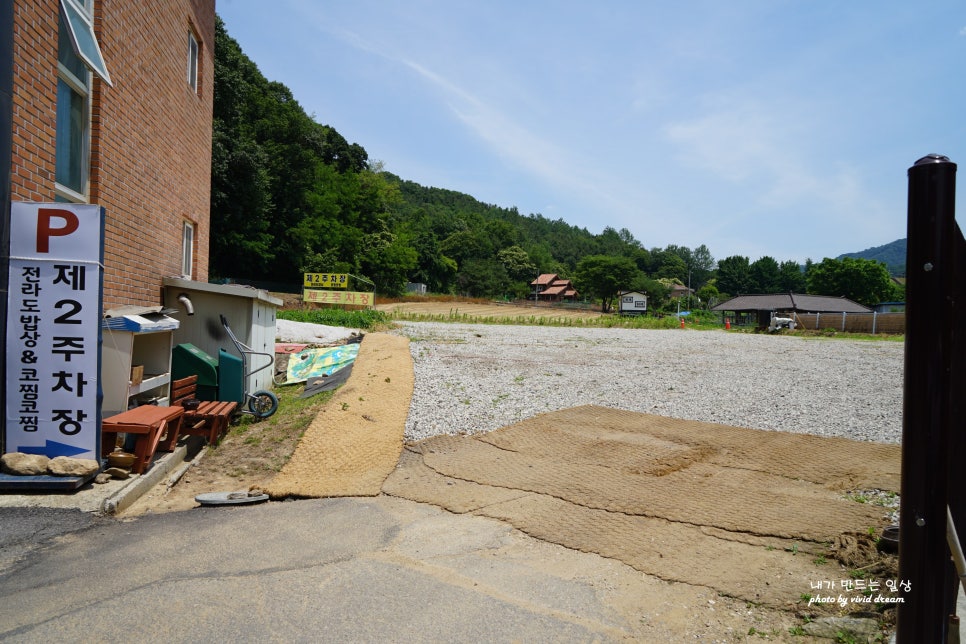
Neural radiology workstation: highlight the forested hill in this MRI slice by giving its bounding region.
[838,239,906,276]
[209,16,902,309]
[209,15,661,298]
[389,175,613,276]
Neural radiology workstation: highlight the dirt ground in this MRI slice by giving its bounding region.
[120,391,327,515]
[122,305,901,641]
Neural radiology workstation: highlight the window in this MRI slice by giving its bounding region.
[59,0,111,86]
[187,31,199,92]
[56,0,112,202]
[182,221,195,279]
[56,6,91,201]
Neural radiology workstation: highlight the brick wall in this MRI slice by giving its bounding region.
[10,0,215,311]
[10,1,57,203]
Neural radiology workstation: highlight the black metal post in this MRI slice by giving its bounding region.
[897,154,958,642]
[0,0,15,452]
[948,221,966,623]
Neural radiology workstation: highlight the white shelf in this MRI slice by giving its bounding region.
[130,373,170,396]
[102,327,176,418]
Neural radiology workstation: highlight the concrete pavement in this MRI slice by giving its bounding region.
[0,436,205,515]
[3,454,965,641]
[0,495,679,642]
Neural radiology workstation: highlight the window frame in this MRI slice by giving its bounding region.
[187,30,199,92]
[58,0,112,86]
[55,5,93,203]
[181,221,195,279]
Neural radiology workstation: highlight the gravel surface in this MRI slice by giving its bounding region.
[393,322,904,444]
[276,319,361,345]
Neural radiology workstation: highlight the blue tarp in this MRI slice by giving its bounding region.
[285,344,361,384]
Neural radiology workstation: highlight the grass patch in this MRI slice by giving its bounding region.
[277,294,902,339]
[382,308,707,330]
[216,382,336,476]
[278,307,391,331]
[787,329,904,342]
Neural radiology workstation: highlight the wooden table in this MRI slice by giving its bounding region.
[101,405,185,474]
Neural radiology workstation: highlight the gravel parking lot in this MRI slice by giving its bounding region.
[395,322,904,445]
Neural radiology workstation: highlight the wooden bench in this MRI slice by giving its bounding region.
[170,375,238,445]
[101,405,185,474]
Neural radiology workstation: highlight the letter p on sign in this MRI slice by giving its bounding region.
[36,208,80,253]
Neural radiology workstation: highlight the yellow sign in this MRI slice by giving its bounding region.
[303,273,348,289]
[303,289,374,307]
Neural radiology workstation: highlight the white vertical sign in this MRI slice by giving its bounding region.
[5,203,104,460]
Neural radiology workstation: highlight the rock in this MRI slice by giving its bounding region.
[1,452,50,475]
[94,473,113,484]
[103,467,131,480]
[47,456,100,477]
[803,616,881,642]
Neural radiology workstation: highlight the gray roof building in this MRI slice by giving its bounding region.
[711,293,871,314]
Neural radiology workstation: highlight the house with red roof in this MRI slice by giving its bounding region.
[530,274,579,302]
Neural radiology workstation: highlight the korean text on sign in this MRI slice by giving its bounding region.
[303,273,349,289]
[5,204,104,460]
[302,289,373,306]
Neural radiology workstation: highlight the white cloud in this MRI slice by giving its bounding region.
[663,96,805,188]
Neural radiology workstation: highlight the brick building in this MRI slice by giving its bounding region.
[9,0,215,310]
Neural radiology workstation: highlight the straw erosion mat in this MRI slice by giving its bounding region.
[267,333,413,497]
[384,407,901,611]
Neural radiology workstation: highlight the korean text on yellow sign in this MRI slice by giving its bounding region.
[303,289,374,306]
[303,273,348,289]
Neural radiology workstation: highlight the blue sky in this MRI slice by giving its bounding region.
[216,1,965,265]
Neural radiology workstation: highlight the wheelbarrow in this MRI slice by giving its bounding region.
[220,315,279,419]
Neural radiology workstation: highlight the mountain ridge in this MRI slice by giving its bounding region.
[838,238,906,276]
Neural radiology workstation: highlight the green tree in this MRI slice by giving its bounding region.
[778,260,805,292]
[209,130,274,276]
[484,219,520,250]
[690,244,716,288]
[749,256,781,293]
[407,229,457,292]
[596,226,641,257]
[210,19,277,277]
[440,228,493,266]
[497,245,537,282]
[653,251,688,282]
[805,257,898,306]
[523,242,567,277]
[716,255,751,296]
[210,17,376,283]
[696,283,720,309]
[660,244,714,288]
[359,228,418,297]
[574,255,641,313]
[458,258,508,297]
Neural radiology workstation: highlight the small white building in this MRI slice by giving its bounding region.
[619,290,648,315]
[162,278,282,394]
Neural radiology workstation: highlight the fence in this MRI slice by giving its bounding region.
[791,311,905,334]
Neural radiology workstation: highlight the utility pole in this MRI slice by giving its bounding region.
[687,268,692,311]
